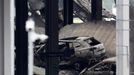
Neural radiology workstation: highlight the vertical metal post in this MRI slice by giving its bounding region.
[26,18,35,75]
[4,0,15,74]
[15,0,28,75]
[64,0,73,25]
[91,0,102,20]
[116,0,130,75]
[45,0,59,75]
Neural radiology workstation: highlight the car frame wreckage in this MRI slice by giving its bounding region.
[33,36,116,75]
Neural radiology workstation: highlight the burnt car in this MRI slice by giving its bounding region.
[59,36,106,59]
[58,37,107,73]
[34,36,113,75]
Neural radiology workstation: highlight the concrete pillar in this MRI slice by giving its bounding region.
[116,0,130,75]
[4,0,15,75]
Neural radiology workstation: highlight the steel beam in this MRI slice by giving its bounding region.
[64,0,73,25]
[91,0,102,20]
[45,0,59,75]
[15,0,28,75]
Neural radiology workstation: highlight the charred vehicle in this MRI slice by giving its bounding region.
[58,37,107,74]
[59,37,106,58]
[33,36,116,75]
